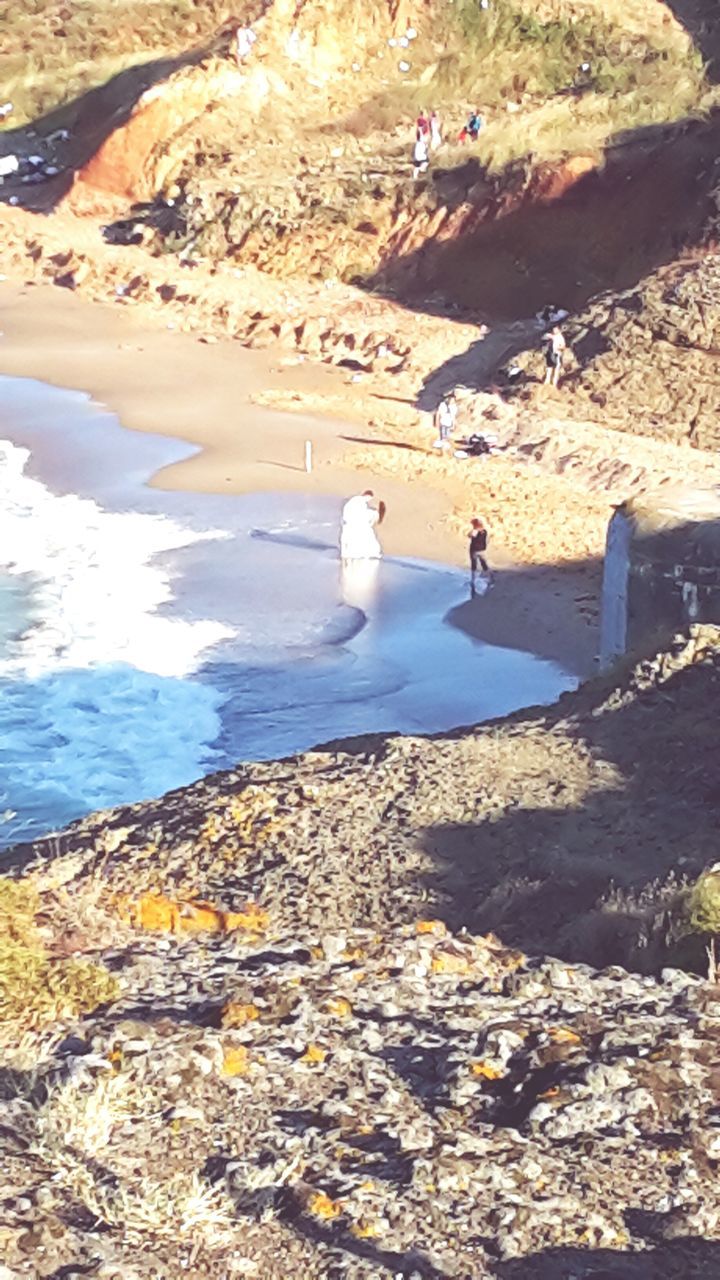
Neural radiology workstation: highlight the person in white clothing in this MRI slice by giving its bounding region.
[340,490,383,560]
[429,109,442,150]
[543,325,566,387]
[235,26,257,64]
[412,134,429,178]
[433,390,457,450]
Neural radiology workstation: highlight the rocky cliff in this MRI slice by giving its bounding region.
[2,629,720,1278]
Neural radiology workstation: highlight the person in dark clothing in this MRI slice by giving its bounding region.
[468,517,491,584]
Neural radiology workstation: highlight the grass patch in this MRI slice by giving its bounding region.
[342,0,709,170]
[30,1072,236,1248]
[0,0,234,125]
[687,866,720,937]
[0,877,118,1032]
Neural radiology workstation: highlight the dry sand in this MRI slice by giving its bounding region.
[0,279,598,675]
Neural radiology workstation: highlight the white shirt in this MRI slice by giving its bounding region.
[236,27,257,59]
[437,399,457,428]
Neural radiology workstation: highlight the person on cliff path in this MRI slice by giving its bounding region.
[433,391,457,450]
[416,109,430,141]
[459,110,483,143]
[412,132,429,179]
[429,109,442,150]
[468,517,492,587]
[543,325,566,387]
[235,25,257,65]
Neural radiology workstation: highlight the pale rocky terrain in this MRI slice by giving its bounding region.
[2,629,720,1279]
[2,2,720,1276]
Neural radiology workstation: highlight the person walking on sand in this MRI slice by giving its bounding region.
[433,390,457,450]
[429,109,442,150]
[416,109,430,141]
[412,132,429,179]
[468,517,491,586]
[543,324,566,387]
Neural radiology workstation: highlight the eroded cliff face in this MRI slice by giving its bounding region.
[508,244,720,452]
[67,61,246,208]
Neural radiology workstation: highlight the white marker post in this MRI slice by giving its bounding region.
[305,440,313,473]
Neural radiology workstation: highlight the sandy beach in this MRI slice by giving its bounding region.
[0,280,599,676]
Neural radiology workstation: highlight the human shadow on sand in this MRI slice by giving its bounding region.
[495,1233,720,1278]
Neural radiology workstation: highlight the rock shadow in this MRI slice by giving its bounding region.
[0,35,222,213]
[494,1232,720,1278]
[274,1189,451,1280]
[665,0,720,80]
[419,638,720,972]
[364,112,720,323]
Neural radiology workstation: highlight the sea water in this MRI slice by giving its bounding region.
[0,376,576,848]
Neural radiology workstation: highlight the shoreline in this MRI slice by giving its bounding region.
[0,278,598,676]
[0,374,577,844]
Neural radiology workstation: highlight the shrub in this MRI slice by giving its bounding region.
[0,877,118,1032]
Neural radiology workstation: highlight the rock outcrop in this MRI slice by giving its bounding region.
[2,630,720,1278]
[509,247,720,452]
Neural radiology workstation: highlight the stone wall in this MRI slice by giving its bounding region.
[601,486,720,665]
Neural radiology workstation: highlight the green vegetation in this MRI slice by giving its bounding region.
[687,866,720,937]
[0,0,232,125]
[344,0,709,169]
[0,877,118,1032]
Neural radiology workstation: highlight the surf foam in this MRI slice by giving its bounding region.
[0,439,231,844]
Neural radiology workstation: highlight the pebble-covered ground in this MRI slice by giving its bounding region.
[2,630,720,1278]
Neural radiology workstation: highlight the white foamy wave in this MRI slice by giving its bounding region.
[0,440,231,678]
[0,438,232,844]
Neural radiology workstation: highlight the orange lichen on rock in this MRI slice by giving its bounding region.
[221,1001,261,1028]
[299,1043,327,1065]
[221,1045,249,1077]
[430,949,472,976]
[307,1191,343,1221]
[350,1219,380,1239]
[323,996,353,1018]
[415,919,447,936]
[116,893,268,935]
[548,1026,582,1045]
[471,1061,504,1080]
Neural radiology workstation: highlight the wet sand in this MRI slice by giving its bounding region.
[0,280,598,675]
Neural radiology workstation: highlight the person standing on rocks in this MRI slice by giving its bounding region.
[235,25,257,65]
[433,390,458,450]
[543,324,566,387]
[459,110,483,142]
[412,131,429,179]
[429,109,442,150]
[468,517,491,586]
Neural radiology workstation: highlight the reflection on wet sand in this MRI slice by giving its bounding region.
[340,556,380,612]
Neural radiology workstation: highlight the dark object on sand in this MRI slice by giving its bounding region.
[454,433,498,459]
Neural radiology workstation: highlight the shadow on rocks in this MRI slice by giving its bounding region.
[420,640,720,973]
[494,1232,720,1278]
[275,1189,451,1280]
